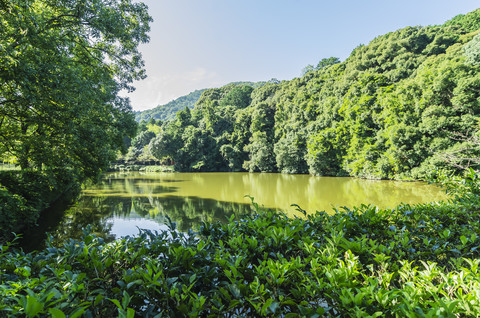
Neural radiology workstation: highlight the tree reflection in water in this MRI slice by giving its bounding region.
[21,193,252,251]
[20,171,447,251]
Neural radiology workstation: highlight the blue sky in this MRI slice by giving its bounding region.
[126,0,479,111]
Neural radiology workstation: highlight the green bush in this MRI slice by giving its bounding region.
[1,172,479,316]
[0,193,479,316]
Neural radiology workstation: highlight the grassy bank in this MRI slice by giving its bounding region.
[0,172,479,316]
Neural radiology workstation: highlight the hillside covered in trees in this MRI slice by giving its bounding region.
[134,81,269,123]
[131,9,480,180]
[134,89,207,122]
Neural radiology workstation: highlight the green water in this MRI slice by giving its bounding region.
[22,171,449,250]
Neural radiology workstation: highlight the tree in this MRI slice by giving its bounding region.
[132,131,156,149]
[0,0,151,180]
[316,57,341,69]
[243,131,276,172]
[220,85,254,109]
[176,107,192,127]
[306,129,342,176]
[220,144,242,171]
[243,103,276,172]
[464,33,480,66]
[301,57,341,76]
[149,130,178,162]
[274,131,308,174]
[176,126,216,172]
[437,129,480,171]
[0,0,151,238]
[301,64,316,76]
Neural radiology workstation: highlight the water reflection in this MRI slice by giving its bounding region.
[22,194,252,251]
[21,172,448,251]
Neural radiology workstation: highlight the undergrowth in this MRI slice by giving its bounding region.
[1,171,479,317]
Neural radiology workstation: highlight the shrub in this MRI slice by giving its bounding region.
[1,178,480,316]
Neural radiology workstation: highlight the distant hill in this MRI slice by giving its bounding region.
[135,89,207,122]
[135,81,268,122]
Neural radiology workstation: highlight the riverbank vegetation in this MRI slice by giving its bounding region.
[0,0,151,240]
[130,9,480,180]
[0,169,479,317]
[108,164,174,173]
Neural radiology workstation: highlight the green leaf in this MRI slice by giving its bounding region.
[69,307,88,318]
[109,298,122,309]
[94,294,104,306]
[127,307,135,318]
[48,308,66,318]
[261,298,274,314]
[122,291,131,309]
[268,301,280,314]
[126,280,142,289]
[25,295,44,317]
[229,284,241,299]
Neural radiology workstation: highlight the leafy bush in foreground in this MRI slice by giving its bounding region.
[1,175,480,317]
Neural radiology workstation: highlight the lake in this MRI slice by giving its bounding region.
[21,171,448,250]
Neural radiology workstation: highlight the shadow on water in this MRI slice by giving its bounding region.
[18,194,95,252]
[20,194,253,252]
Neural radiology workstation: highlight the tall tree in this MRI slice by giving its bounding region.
[0,0,151,180]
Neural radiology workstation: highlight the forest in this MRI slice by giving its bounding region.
[1,1,480,316]
[129,9,480,181]
[134,81,268,123]
[134,89,207,123]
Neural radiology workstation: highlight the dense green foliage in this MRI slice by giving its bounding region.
[138,10,480,178]
[128,81,272,165]
[0,0,151,240]
[135,81,270,123]
[0,171,479,317]
[301,57,341,76]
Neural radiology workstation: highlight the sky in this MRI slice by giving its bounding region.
[125,0,480,111]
